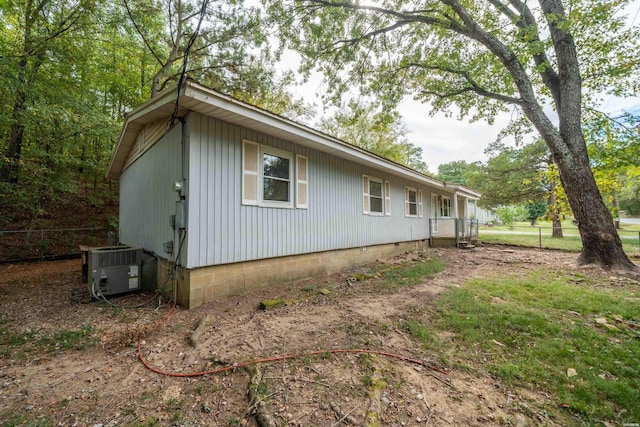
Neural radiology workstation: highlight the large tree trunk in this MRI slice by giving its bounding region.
[537,0,635,271]
[554,133,633,269]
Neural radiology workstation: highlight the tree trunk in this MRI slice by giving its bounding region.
[0,59,28,184]
[547,173,563,238]
[551,210,563,238]
[553,134,633,269]
[537,0,635,271]
[0,99,26,183]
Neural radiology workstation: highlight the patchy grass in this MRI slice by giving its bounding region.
[377,259,445,287]
[407,270,640,424]
[2,414,54,427]
[0,325,95,358]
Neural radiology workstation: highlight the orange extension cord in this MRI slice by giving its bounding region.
[137,292,448,378]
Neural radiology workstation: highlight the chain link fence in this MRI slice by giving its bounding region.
[0,227,112,263]
[479,225,640,256]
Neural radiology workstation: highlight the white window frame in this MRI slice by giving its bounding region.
[441,196,451,218]
[404,187,423,218]
[362,174,387,216]
[405,186,418,217]
[368,176,384,215]
[260,146,294,208]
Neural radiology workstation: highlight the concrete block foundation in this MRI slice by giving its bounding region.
[157,240,429,309]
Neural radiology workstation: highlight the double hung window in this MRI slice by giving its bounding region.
[362,175,390,215]
[242,140,308,209]
[404,187,423,217]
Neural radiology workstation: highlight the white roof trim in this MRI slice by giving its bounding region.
[106,82,466,194]
[445,183,482,200]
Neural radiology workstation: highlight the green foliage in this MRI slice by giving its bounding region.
[0,0,150,222]
[619,166,640,215]
[264,0,640,265]
[0,0,313,225]
[525,201,547,225]
[319,99,428,173]
[585,109,640,218]
[0,325,95,358]
[437,160,470,184]
[401,319,438,350]
[2,414,54,427]
[495,205,527,226]
[478,222,640,254]
[467,140,549,209]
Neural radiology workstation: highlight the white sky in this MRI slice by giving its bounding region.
[276,1,640,175]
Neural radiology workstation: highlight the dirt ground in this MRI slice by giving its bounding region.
[0,245,611,426]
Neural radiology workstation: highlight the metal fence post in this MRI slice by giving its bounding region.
[539,227,542,248]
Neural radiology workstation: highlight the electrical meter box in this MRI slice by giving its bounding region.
[88,246,142,297]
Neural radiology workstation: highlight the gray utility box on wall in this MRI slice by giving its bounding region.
[88,246,142,297]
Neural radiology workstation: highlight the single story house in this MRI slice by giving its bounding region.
[106,81,481,308]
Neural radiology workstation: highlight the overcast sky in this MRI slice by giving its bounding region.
[279,1,640,175]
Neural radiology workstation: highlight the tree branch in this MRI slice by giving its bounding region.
[505,0,562,107]
[29,3,86,56]
[303,0,470,35]
[403,62,521,104]
[584,107,636,133]
[325,20,413,52]
[439,0,562,150]
[123,0,165,67]
[538,0,582,130]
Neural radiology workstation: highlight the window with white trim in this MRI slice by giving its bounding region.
[369,177,383,214]
[243,140,307,209]
[404,187,423,217]
[405,187,418,217]
[262,149,292,204]
[362,175,388,215]
[441,196,451,217]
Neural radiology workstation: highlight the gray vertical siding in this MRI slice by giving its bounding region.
[119,124,184,261]
[185,113,434,269]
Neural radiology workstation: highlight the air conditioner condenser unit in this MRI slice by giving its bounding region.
[88,246,142,298]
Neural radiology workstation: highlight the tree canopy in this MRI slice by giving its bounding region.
[0,0,311,226]
[437,160,471,184]
[465,140,548,208]
[264,0,640,271]
[319,99,428,172]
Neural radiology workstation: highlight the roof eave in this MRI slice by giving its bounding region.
[106,82,473,195]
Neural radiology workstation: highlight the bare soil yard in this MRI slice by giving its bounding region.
[0,245,624,426]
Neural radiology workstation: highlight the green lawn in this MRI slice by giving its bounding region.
[478,221,640,256]
[405,270,640,425]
